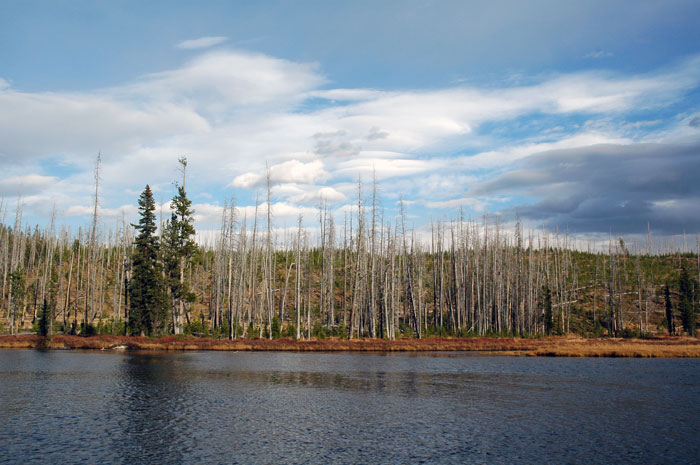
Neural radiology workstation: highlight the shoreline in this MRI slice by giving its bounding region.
[1,334,699,357]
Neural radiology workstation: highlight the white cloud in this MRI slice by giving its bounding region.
[64,205,93,216]
[176,36,228,50]
[271,160,329,184]
[231,159,329,188]
[64,204,136,218]
[192,202,225,225]
[335,157,436,180]
[0,174,56,195]
[236,202,318,221]
[129,50,325,108]
[291,186,347,204]
[231,172,263,189]
[309,88,382,101]
[0,89,209,161]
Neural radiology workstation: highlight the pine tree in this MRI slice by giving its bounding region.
[678,266,697,337]
[9,269,26,335]
[38,298,50,337]
[163,183,197,334]
[664,283,675,335]
[542,284,553,335]
[129,185,167,336]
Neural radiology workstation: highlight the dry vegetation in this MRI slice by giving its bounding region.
[1,334,698,357]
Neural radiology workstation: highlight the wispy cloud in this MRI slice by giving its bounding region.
[585,50,613,59]
[176,36,228,50]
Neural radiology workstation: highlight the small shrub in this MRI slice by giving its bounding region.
[271,315,281,339]
[80,323,97,336]
[398,321,415,338]
[338,321,348,340]
[331,321,348,339]
[620,327,641,339]
[458,327,478,338]
[184,319,209,337]
[285,323,297,339]
[312,323,327,340]
[111,320,126,336]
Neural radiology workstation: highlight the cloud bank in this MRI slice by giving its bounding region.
[1,49,699,238]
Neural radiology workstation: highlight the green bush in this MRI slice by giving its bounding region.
[208,326,220,339]
[331,321,348,339]
[79,322,97,336]
[620,327,641,339]
[184,319,210,337]
[312,323,327,340]
[247,323,257,339]
[398,320,415,338]
[457,327,478,338]
[271,315,281,339]
[285,323,297,339]
[338,320,348,339]
[592,319,605,338]
[91,319,126,336]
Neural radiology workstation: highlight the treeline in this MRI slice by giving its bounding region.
[1,169,698,339]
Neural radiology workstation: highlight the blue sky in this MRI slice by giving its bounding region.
[2,0,700,241]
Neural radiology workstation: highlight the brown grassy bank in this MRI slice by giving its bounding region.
[1,335,699,357]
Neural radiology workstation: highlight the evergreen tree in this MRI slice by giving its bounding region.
[163,183,197,334]
[129,185,167,336]
[37,298,50,337]
[678,266,697,337]
[9,269,26,335]
[542,284,553,335]
[664,283,675,335]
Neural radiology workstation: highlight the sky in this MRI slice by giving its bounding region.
[2,0,700,243]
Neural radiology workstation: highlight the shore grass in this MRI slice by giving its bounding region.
[1,334,699,357]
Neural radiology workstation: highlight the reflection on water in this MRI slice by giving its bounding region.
[112,355,190,465]
[0,351,699,464]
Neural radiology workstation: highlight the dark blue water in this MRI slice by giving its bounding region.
[0,351,698,464]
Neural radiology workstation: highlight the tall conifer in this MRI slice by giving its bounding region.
[163,183,196,334]
[129,185,167,336]
[678,266,697,337]
[664,283,675,335]
[542,284,553,335]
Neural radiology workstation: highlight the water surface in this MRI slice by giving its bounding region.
[1,350,698,464]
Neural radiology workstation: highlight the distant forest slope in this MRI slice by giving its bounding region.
[2,218,697,340]
[1,179,698,340]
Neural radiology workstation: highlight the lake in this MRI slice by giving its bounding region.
[0,350,698,464]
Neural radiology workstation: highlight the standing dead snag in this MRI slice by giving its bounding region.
[265,165,274,339]
[84,152,100,333]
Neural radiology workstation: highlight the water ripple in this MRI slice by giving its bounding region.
[0,351,698,464]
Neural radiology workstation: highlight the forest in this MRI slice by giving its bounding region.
[1,158,698,341]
